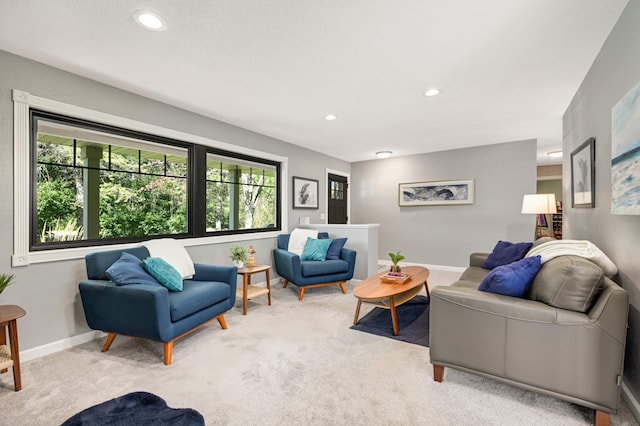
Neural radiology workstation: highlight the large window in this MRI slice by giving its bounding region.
[31,110,280,250]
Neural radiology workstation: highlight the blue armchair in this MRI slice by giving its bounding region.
[79,246,237,365]
[273,233,357,300]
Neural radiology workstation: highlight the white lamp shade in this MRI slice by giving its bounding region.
[521,194,557,214]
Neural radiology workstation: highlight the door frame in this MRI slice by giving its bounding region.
[325,168,350,224]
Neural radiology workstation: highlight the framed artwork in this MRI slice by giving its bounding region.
[612,79,640,215]
[292,176,319,209]
[398,179,474,206]
[570,137,595,208]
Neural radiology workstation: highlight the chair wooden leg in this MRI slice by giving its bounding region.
[299,288,305,301]
[217,315,228,329]
[282,279,289,288]
[164,341,173,366]
[594,410,610,426]
[339,282,347,294]
[433,365,444,382]
[101,333,117,352]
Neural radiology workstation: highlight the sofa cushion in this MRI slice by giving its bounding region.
[105,252,163,287]
[301,237,333,261]
[143,238,195,279]
[288,229,319,255]
[528,255,604,313]
[168,280,231,322]
[478,256,542,298]
[300,259,349,277]
[482,241,533,269]
[143,257,184,292]
[325,238,348,260]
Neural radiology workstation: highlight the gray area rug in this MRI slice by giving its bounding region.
[0,276,637,425]
[350,295,429,346]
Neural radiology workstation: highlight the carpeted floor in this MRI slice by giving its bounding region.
[0,269,637,425]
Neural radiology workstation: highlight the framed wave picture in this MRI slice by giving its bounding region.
[612,80,640,215]
[398,179,474,206]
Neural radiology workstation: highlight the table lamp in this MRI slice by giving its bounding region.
[521,194,557,239]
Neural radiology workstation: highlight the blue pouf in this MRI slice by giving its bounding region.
[61,391,205,426]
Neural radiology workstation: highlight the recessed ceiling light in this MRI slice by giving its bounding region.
[324,114,337,121]
[376,151,392,159]
[133,10,166,31]
[547,150,563,159]
[424,88,440,97]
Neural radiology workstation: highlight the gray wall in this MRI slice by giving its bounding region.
[350,140,537,267]
[0,50,349,350]
[562,0,640,403]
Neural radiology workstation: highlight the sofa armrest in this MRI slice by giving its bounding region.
[469,252,490,268]
[588,279,629,344]
[79,280,171,341]
[340,248,357,268]
[432,285,559,323]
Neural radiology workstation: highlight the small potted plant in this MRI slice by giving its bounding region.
[0,273,15,295]
[388,251,405,273]
[229,245,247,268]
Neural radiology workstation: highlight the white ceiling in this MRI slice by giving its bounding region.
[0,1,629,164]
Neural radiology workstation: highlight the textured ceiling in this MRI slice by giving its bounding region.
[0,0,629,163]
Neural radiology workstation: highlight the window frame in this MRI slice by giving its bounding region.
[13,89,288,266]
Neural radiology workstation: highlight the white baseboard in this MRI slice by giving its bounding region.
[377,260,466,273]
[20,330,105,363]
[622,381,640,423]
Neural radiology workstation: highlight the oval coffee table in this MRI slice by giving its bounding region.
[353,266,430,336]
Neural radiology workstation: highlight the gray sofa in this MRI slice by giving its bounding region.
[429,249,629,426]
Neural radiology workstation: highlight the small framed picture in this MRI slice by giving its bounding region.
[570,138,595,208]
[292,176,319,209]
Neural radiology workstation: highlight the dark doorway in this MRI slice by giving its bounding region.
[328,173,348,224]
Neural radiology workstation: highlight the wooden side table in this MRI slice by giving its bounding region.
[0,305,26,391]
[236,265,272,315]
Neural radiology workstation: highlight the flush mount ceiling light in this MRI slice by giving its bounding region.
[376,151,392,159]
[324,114,337,121]
[133,10,166,31]
[547,150,563,159]
[424,88,440,97]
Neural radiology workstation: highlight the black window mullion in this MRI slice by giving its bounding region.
[190,145,207,237]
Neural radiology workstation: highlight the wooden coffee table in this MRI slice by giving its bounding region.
[353,266,430,336]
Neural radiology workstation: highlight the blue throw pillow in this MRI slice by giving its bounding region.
[143,257,183,291]
[106,252,162,287]
[300,237,333,261]
[325,238,347,260]
[478,256,542,298]
[482,240,533,269]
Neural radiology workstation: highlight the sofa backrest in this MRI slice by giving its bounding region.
[277,232,329,251]
[85,246,150,280]
[528,255,605,313]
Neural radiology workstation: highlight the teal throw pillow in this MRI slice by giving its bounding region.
[106,252,162,287]
[300,237,333,261]
[142,257,184,291]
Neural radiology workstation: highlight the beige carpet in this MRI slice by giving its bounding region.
[0,270,637,425]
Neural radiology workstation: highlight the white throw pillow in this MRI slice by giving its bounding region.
[143,238,196,279]
[288,228,318,256]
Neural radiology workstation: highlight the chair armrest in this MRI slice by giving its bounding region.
[272,248,301,281]
[193,264,237,286]
[78,280,171,341]
[470,252,490,268]
[341,248,357,275]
